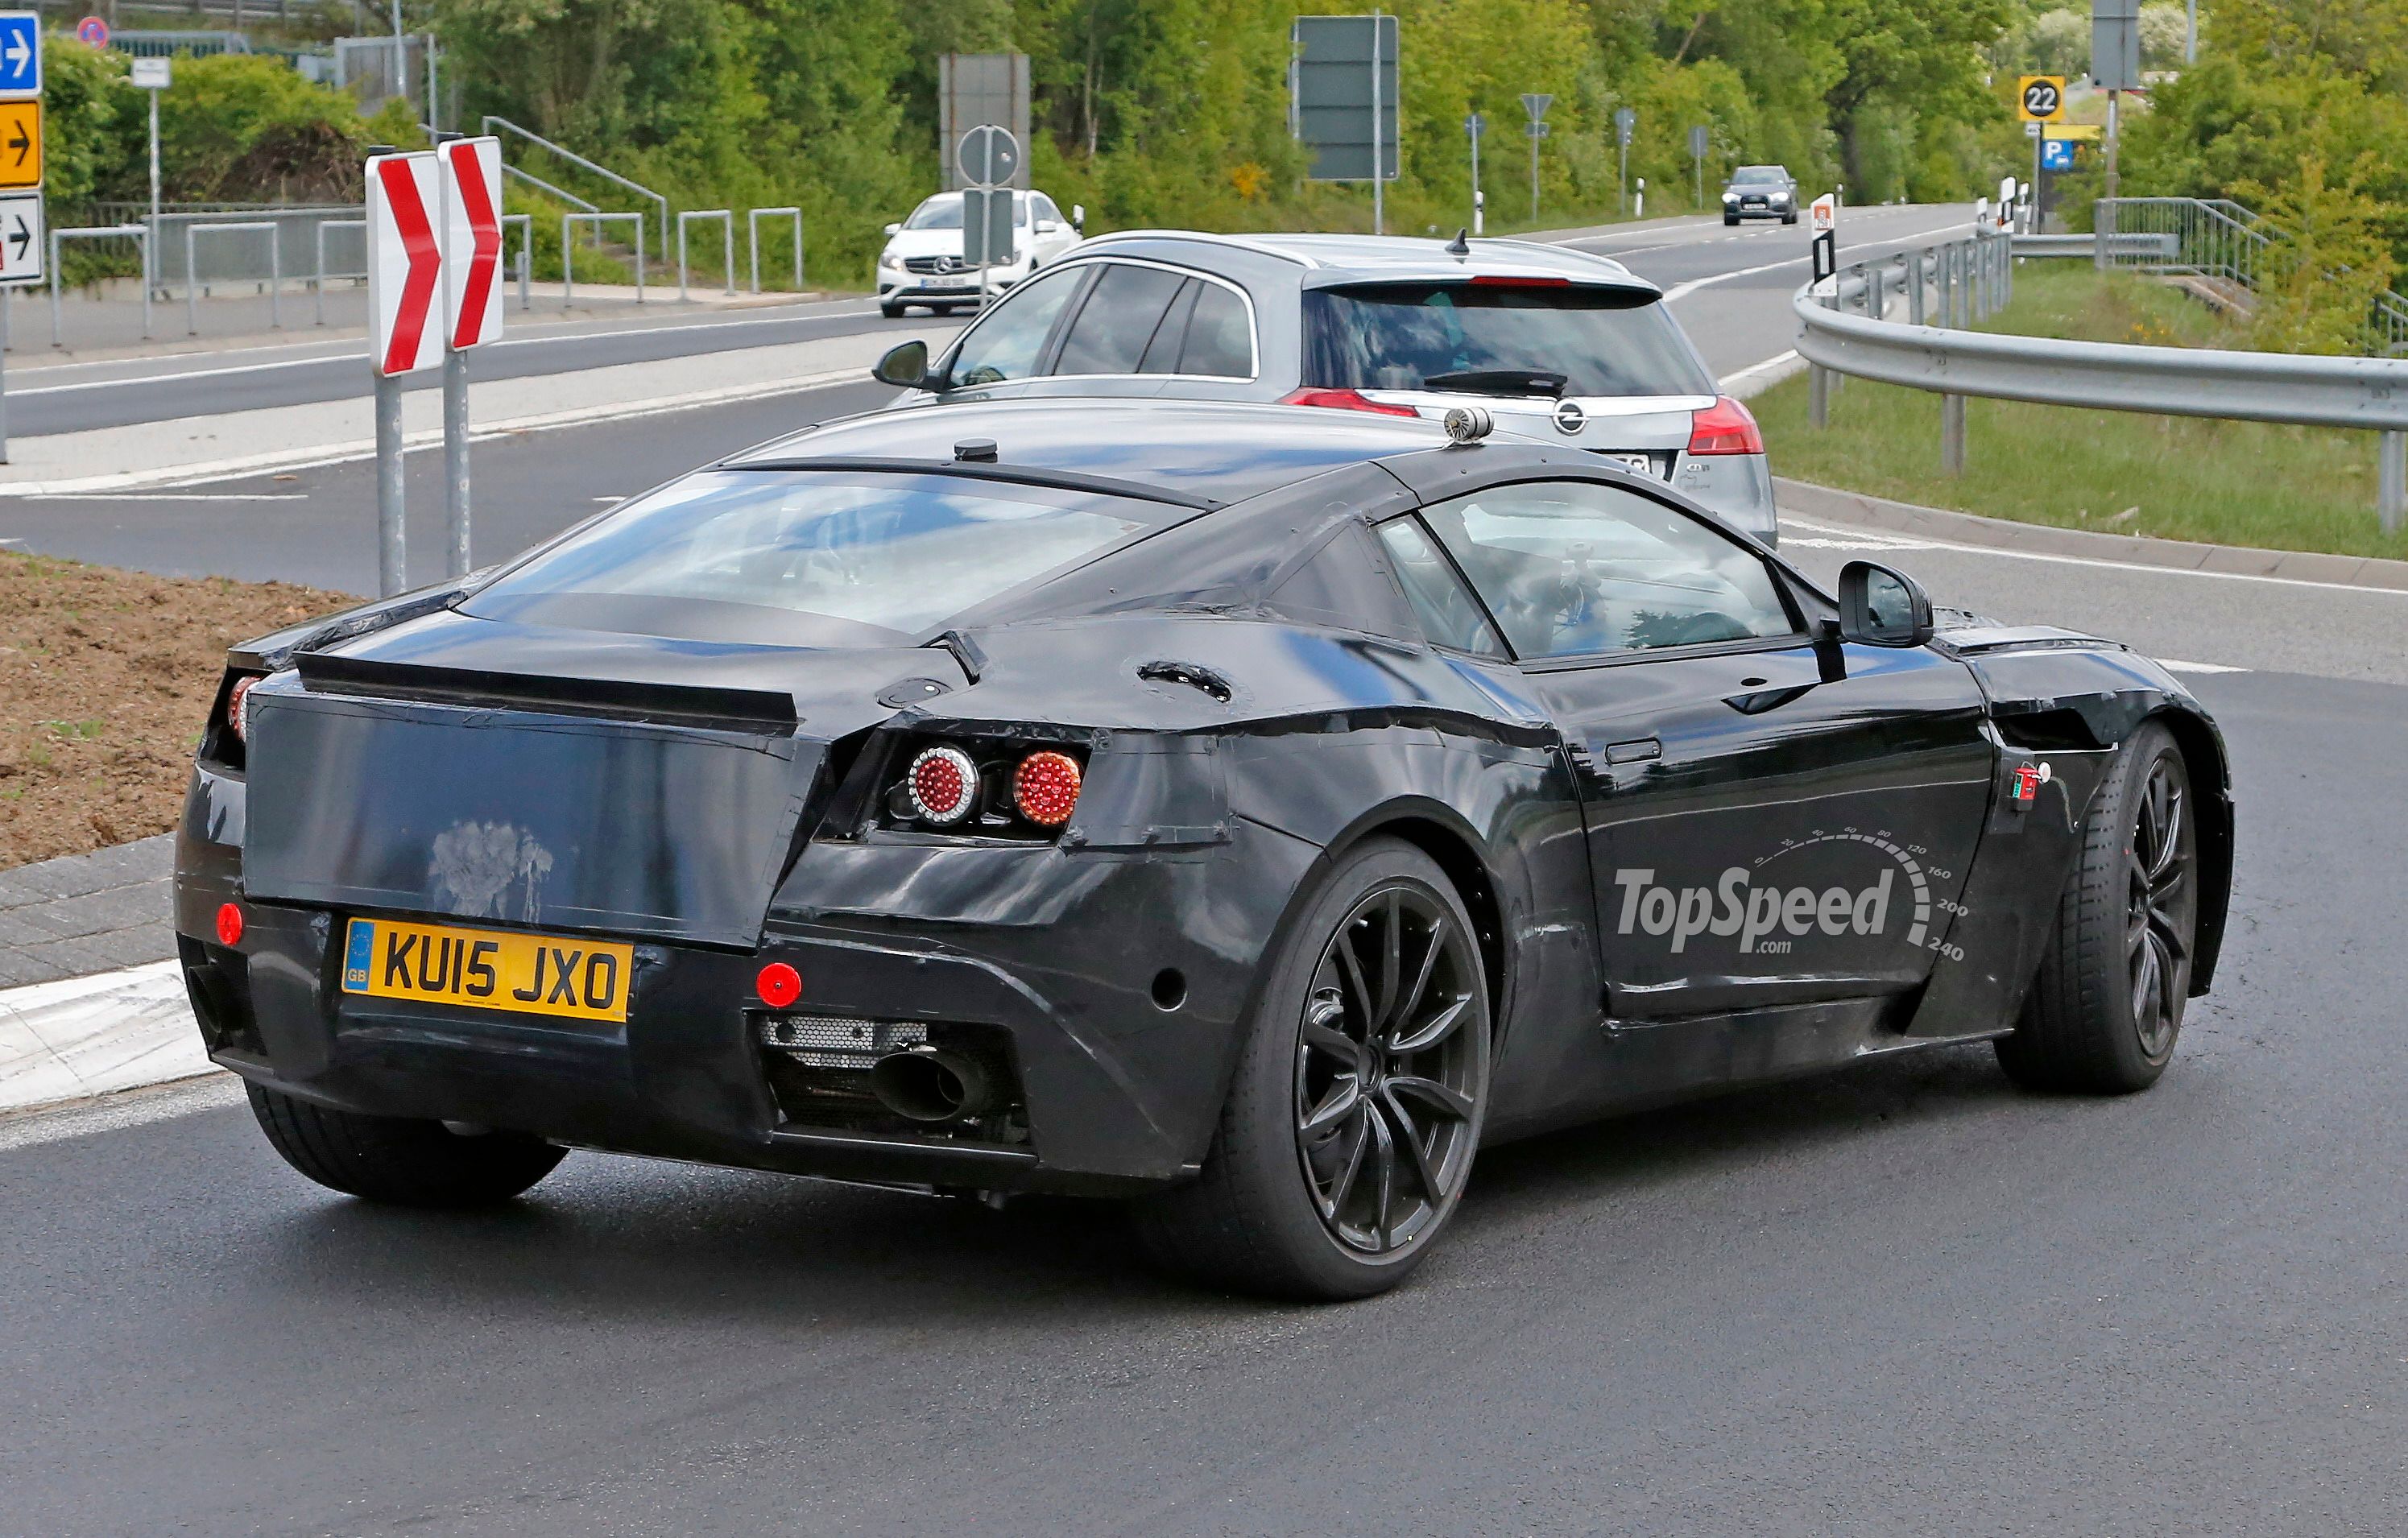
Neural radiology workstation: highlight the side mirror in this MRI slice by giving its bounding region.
[883,222,902,237]
[1070,204,1086,232]
[872,338,930,390]
[1838,560,1934,647]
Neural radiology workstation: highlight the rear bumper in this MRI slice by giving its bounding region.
[176,762,1294,1197]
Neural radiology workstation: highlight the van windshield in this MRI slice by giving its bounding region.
[1302,283,1716,399]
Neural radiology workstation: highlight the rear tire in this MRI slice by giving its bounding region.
[1132,837,1492,1300]
[1996,721,2199,1094]
[247,1083,565,1207]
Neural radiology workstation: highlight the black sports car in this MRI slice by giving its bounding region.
[175,399,2232,1300]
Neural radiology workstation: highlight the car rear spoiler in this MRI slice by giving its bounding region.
[294,652,799,734]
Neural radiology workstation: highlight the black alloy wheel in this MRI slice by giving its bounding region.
[1132,837,1492,1299]
[2127,752,2194,1060]
[1997,721,2199,1093]
[1294,885,1483,1257]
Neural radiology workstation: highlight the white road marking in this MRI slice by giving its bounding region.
[1660,219,1973,304]
[1781,514,2408,597]
[25,493,312,502]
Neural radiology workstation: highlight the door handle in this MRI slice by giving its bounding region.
[1603,737,1661,765]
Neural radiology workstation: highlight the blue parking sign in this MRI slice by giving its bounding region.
[2040,139,2076,172]
[0,14,38,97]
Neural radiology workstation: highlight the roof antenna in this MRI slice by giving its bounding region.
[1445,227,1471,258]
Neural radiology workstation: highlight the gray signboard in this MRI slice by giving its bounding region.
[1292,14,1399,182]
[2090,0,2142,90]
[961,185,1014,267]
[938,52,1031,190]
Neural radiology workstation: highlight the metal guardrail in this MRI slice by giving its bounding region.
[1793,231,2408,531]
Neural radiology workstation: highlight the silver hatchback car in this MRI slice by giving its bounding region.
[871,230,1779,543]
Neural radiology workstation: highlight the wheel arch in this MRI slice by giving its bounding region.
[2149,704,2234,994]
[1319,800,1511,1039]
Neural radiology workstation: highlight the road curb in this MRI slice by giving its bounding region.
[1776,477,2408,593]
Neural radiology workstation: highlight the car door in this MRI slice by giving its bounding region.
[1408,476,1996,1022]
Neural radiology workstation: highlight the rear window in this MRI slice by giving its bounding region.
[1302,283,1715,399]
[464,473,1149,645]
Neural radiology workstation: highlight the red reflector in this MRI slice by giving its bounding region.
[756,961,801,1009]
[1467,274,1572,286]
[1013,750,1083,828]
[1686,395,1765,456]
[907,745,979,825]
[227,676,259,742]
[214,903,243,947]
[1279,387,1419,418]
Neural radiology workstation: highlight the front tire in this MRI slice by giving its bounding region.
[247,1083,565,1206]
[1996,721,2199,1094]
[1134,838,1491,1300]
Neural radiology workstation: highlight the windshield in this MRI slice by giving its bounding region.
[1732,167,1786,184]
[903,195,1027,231]
[1303,283,1715,399]
[465,473,1148,643]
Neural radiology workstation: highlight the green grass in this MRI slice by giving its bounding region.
[1756,266,2408,560]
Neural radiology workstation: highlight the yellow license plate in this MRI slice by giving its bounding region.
[341,917,633,1023]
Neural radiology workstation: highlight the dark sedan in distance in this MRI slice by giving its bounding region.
[176,399,2231,1300]
[1723,164,1799,225]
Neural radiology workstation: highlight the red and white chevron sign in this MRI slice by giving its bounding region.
[440,136,504,349]
[366,151,443,376]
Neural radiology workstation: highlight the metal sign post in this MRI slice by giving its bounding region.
[366,149,444,597]
[1521,93,1552,222]
[956,125,1020,308]
[1689,123,1709,209]
[2091,0,2140,261]
[1463,112,1483,236]
[1615,107,1634,217]
[437,134,503,579]
[0,11,43,465]
[132,57,168,228]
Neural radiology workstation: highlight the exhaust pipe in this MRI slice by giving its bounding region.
[869,1046,995,1123]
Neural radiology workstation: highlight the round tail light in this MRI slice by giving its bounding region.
[907,745,980,825]
[755,961,801,1008]
[227,676,260,742]
[214,902,244,946]
[1013,750,1083,827]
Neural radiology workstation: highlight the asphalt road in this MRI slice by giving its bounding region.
[6,652,2405,1533]
[0,203,1971,594]
[8,202,2408,1533]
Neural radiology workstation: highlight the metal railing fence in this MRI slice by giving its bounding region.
[49,225,151,344]
[489,117,668,250]
[187,221,281,334]
[2097,196,2408,357]
[1794,230,2408,531]
[677,209,734,301]
[749,207,804,293]
[563,212,645,307]
[138,205,363,291]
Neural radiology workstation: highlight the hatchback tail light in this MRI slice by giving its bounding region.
[906,745,979,826]
[227,675,262,742]
[1686,395,1765,456]
[1280,387,1420,418]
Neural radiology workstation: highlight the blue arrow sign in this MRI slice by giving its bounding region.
[0,14,39,98]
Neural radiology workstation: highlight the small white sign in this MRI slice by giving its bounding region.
[1810,192,1837,234]
[130,56,170,89]
[0,187,42,285]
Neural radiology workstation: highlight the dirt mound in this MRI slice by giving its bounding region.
[0,553,345,869]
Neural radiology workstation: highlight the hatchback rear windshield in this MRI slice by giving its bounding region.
[463,472,1149,646]
[1302,283,1715,399]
